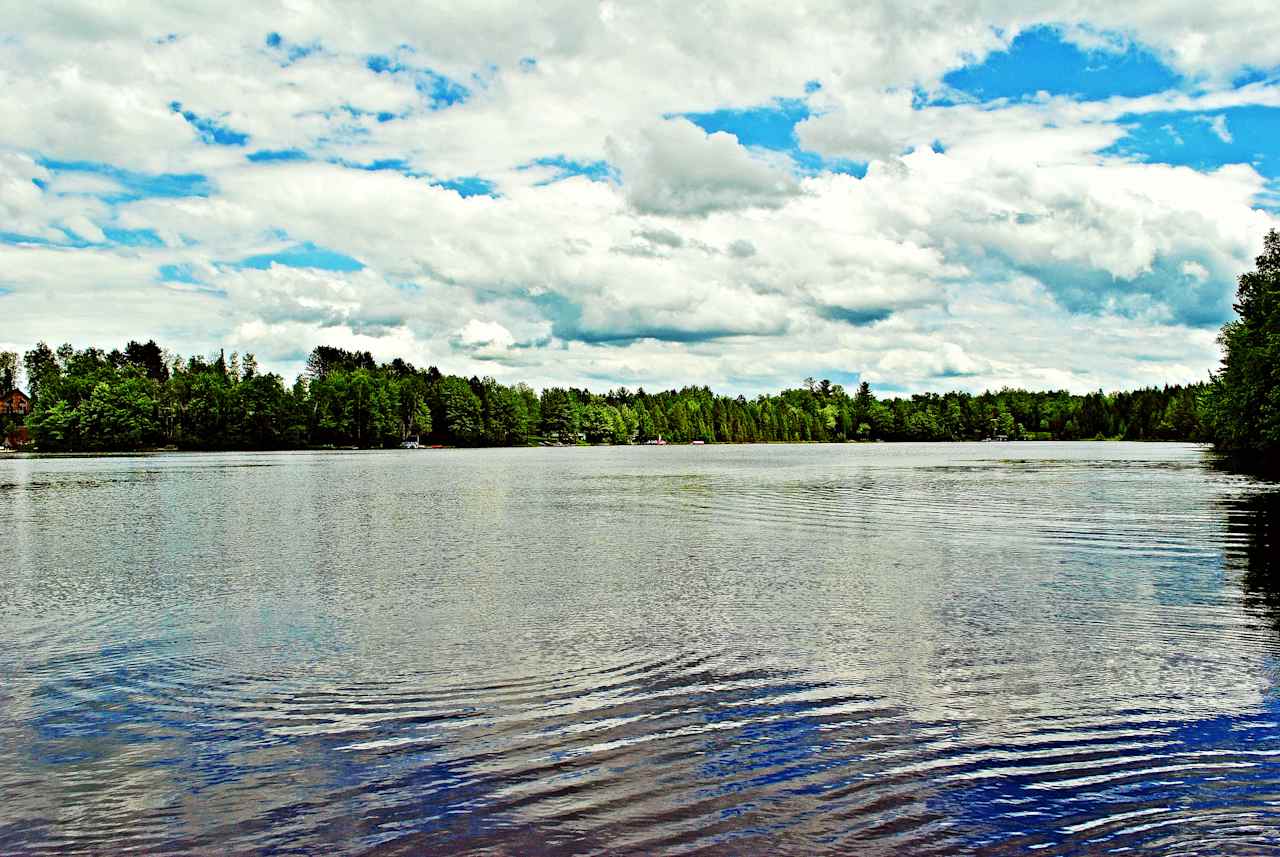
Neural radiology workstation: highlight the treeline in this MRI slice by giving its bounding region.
[6,340,1209,452]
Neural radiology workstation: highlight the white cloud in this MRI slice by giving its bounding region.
[1202,113,1233,143]
[1,1,1277,395]
[457,320,515,349]
[0,152,53,237]
[61,213,105,244]
[606,119,800,217]
[453,319,521,361]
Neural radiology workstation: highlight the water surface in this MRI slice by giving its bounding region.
[2,442,1278,854]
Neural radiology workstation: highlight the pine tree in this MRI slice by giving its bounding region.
[1205,229,1280,455]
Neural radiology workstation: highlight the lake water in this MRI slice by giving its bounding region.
[2,442,1278,855]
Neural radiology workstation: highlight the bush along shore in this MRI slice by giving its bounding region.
[3,227,1275,456]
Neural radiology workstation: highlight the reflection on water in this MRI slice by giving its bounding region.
[1,443,1279,855]
[1233,490,1280,631]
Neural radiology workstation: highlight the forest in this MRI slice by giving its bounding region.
[2,339,1207,452]
[5,226,1277,456]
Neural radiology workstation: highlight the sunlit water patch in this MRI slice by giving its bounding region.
[1,443,1278,854]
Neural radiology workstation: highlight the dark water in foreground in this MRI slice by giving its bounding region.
[2,442,1279,855]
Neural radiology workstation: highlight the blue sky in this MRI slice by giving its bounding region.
[234,241,364,272]
[1,4,1277,394]
[1103,106,1280,181]
[942,25,1182,102]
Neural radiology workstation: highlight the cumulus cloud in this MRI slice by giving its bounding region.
[457,319,515,347]
[607,119,800,217]
[1,0,1278,394]
[453,319,519,361]
[795,89,921,162]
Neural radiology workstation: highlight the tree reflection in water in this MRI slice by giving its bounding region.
[1222,465,1280,634]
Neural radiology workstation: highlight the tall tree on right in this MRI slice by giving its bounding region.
[1205,229,1280,455]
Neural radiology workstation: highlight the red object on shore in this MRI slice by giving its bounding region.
[3,426,31,449]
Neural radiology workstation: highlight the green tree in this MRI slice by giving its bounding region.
[23,342,59,404]
[581,402,617,443]
[173,361,234,448]
[1205,229,1280,454]
[26,399,78,450]
[868,401,893,439]
[540,387,580,443]
[514,383,540,440]
[397,375,432,440]
[77,374,159,451]
[123,339,169,381]
[479,378,521,445]
[0,351,17,393]
[617,404,638,443]
[996,408,1015,438]
[436,376,483,444]
[236,372,293,448]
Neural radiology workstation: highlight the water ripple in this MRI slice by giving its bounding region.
[2,443,1279,854]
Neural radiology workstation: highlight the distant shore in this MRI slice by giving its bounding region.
[2,437,1218,458]
[7,341,1207,455]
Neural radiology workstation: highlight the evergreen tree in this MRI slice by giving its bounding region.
[1205,229,1280,455]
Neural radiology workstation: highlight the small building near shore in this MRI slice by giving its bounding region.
[1,389,30,417]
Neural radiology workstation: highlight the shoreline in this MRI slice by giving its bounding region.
[1,438,1216,459]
